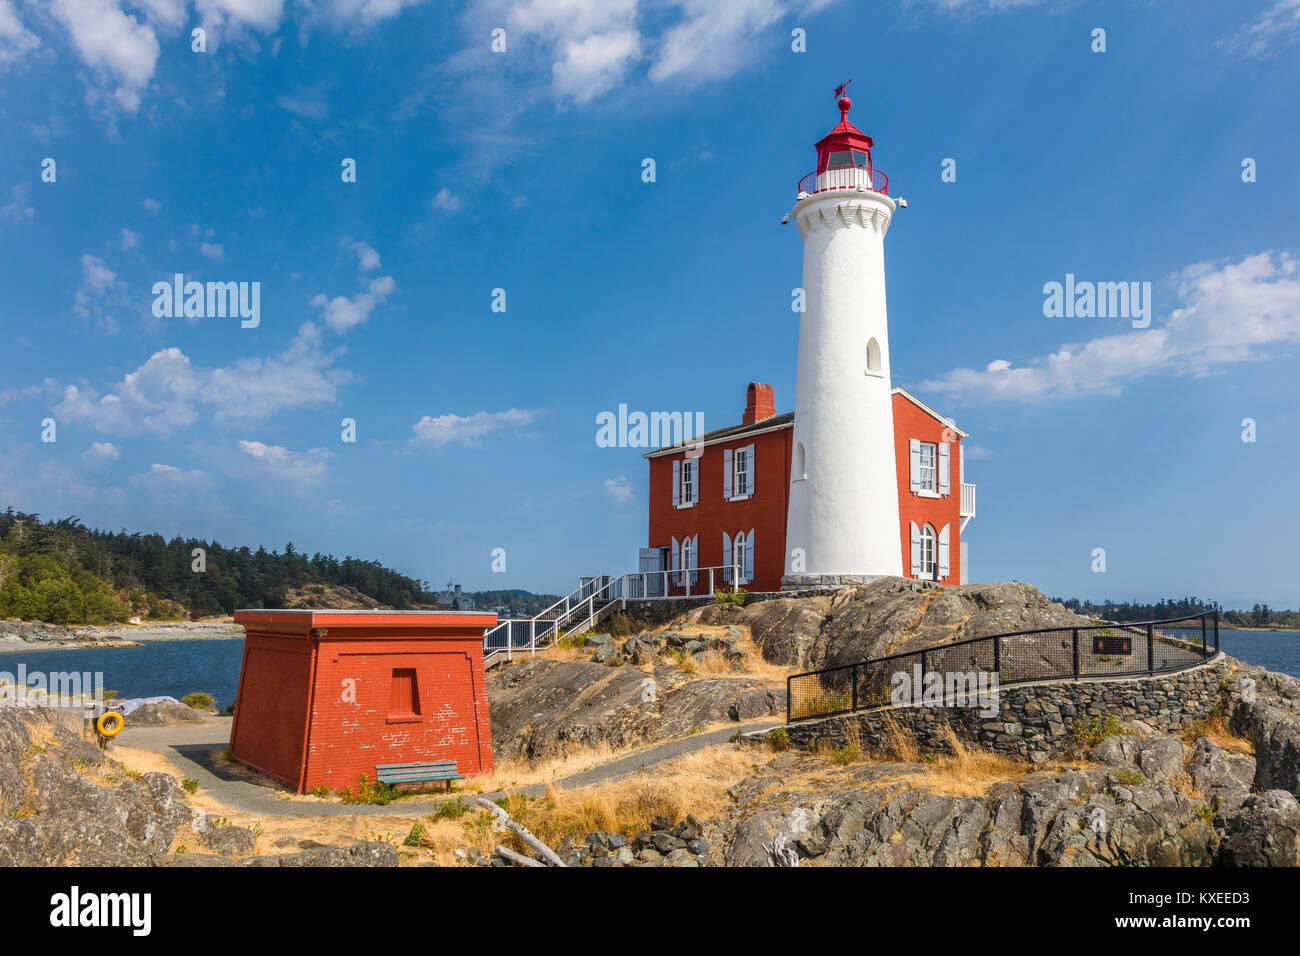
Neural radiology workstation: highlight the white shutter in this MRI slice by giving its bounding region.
[723,448,733,499]
[691,533,699,583]
[909,521,921,576]
[745,527,755,582]
[671,536,680,573]
[938,524,950,579]
[691,461,700,504]
[909,439,921,492]
[746,444,756,495]
[938,442,951,495]
[722,532,732,582]
[672,460,681,508]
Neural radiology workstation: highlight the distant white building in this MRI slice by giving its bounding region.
[435,582,475,611]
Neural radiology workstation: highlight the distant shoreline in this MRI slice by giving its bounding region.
[0,619,244,652]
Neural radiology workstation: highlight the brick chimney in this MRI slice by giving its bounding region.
[743,383,775,424]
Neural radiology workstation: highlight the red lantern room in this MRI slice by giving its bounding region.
[797,81,889,197]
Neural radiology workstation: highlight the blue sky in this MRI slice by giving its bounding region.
[0,0,1297,609]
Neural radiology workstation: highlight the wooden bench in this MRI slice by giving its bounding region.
[375,760,464,791]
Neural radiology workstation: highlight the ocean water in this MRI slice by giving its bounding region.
[0,628,1296,710]
[0,638,245,710]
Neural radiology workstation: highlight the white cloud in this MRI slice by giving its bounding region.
[0,0,41,70]
[200,241,225,261]
[2,184,33,221]
[194,0,285,38]
[202,321,356,426]
[73,252,133,333]
[132,0,187,30]
[236,440,333,481]
[56,347,201,435]
[431,187,463,214]
[553,26,641,101]
[119,227,138,249]
[410,408,540,448]
[129,462,215,493]
[81,441,120,465]
[603,475,634,502]
[348,238,381,271]
[921,252,1300,403]
[54,323,355,435]
[142,197,161,213]
[310,246,396,334]
[321,0,427,29]
[47,0,161,112]
[310,277,395,333]
[649,0,782,87]
[1221,0,1300,57]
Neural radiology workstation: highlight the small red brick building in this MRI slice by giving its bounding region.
[228,609,496,793]
[644,383,975,593]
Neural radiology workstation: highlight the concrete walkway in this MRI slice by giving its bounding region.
[114,718,779,818]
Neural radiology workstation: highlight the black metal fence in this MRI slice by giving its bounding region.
[786,612,1220,724]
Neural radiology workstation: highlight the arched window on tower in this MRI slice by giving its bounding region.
[793,442,806,480]
[866,337,882,376]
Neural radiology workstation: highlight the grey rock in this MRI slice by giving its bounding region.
[204,824,257,858]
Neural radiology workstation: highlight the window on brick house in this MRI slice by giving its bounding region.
[682,459,694,504]
[917,442,937,492]
[919,524,936,578]
[388,668,421,721]
[734,447,749,496]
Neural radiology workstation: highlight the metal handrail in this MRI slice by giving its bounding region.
[796,165,889,198]
[786,611,1221,723]
[481,562,746,662]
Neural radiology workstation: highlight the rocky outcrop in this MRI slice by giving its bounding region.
[487,658,784,762]
[123,700,223,727]
[711,730,1297,866]
[0,620,136,649]
[695,578,1090,671]
[0,705,394,867]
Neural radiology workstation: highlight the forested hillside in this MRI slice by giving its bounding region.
[1055,595,1299,629]
[0,509,430,623]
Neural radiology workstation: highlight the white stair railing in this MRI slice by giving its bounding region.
[482,562,745,664]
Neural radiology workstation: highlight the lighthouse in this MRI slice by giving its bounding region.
[783,85,904,587]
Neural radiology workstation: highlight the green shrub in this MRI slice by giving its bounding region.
[339,772,399,806]
[181,692,215,711]
[1071,714,1128,747]
[403,822,426,847]
[431,799,468,821]
[767,727,791,752]
[181,778,199,794]
[714,588,748,607]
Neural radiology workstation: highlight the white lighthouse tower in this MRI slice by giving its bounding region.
[783,85,903,587]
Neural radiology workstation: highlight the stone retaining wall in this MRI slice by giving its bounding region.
[777,656,1231,763]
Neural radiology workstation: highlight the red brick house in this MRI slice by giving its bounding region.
[643,383,975,594]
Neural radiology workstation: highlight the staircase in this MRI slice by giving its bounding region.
[482,576,625,669]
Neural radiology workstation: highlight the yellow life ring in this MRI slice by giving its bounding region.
[96,710,124,738]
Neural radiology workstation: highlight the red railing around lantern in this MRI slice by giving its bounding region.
[796,165,889,198]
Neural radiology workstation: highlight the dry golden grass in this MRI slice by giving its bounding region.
[480,745,755,853]
[878,712,919,762]
[1180,713,1254,755]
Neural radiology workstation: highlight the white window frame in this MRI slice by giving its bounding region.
[734,531,747,584]
[678,458,696,509]
[732,447,750,499]
[916,441,938,497]
[919,524,936,578]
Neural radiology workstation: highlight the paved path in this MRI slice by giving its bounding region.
[114,719,780,818]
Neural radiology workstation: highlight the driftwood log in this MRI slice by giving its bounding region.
[494,845,546,868]
[472,796,566,867]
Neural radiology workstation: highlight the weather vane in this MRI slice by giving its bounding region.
[834,78,852,101]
